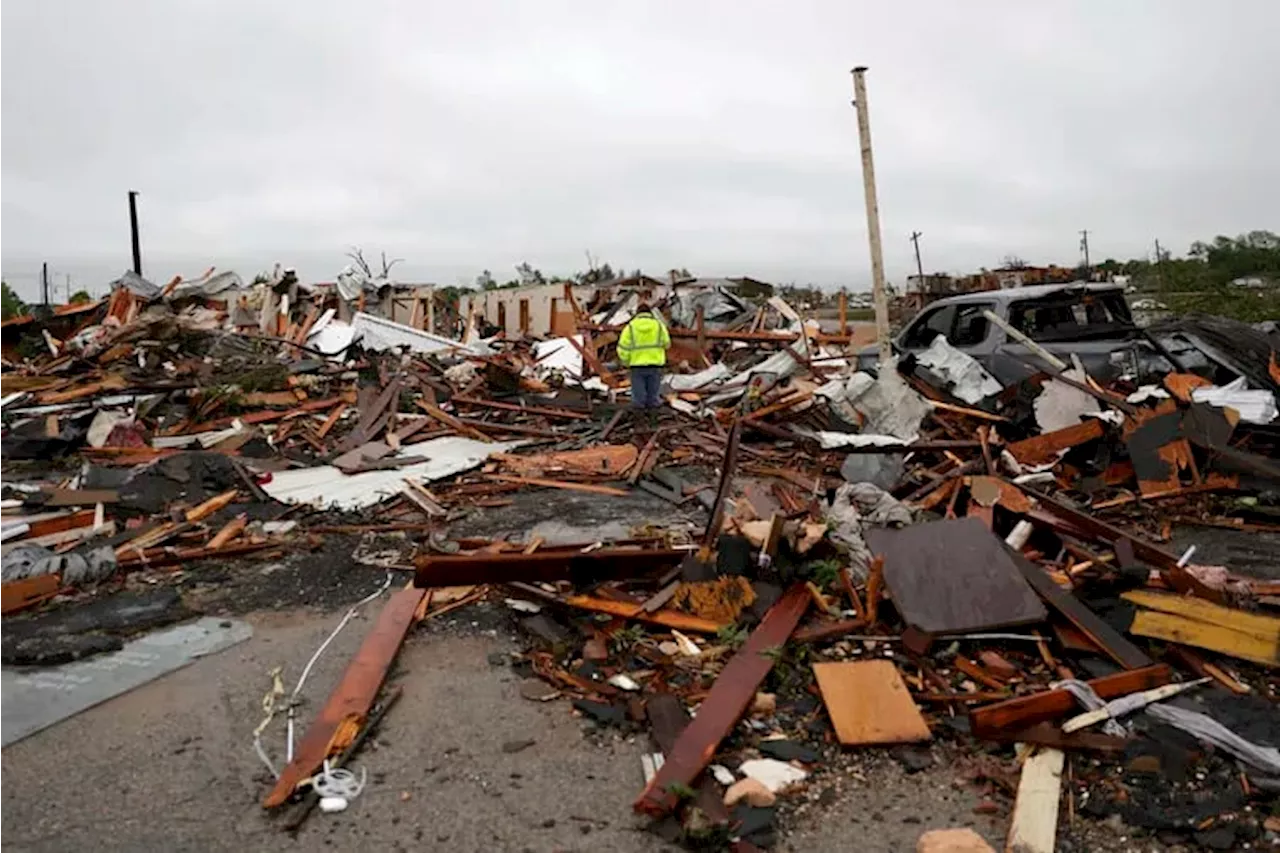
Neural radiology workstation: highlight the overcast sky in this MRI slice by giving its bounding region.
[3,1,1278,300]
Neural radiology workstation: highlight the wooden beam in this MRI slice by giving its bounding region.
[263,586,426,807]
[487,473,628,497]
[634,584,809,816]
[561,593,726,634]
[1012,553,1153,670]
[968,665,1172,738]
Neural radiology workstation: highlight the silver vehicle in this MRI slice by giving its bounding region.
[857,282,1139,384]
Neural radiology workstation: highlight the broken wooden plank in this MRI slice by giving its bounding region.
[1005,747,1065,853]
[645,693,733,832]
[1,574,61,615]
[496,444,638,478]
[486,474,629,497]
[1019,486,1224,603]
[452,395,591,420]
[1127,609,1278,667]
[415,401,492,443]
[206,513,248,549]
[812,660,931,746]
[1123,589,1280,642]
[634,584,809,817]
[968,665,1172,738]
[1011,553,1153,670]
[1007,419,1103,467]
[263,585,426,807]
[561,594,726,634]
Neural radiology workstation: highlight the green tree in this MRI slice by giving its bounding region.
[69,290,93,304]
[1,281,26,320]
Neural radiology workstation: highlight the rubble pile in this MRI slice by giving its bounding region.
[3,270,1279,850]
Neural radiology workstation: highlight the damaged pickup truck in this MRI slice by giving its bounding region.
[858,282,1280,395]
[858,282,1142,384]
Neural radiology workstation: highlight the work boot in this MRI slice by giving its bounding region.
[646,409,658,429]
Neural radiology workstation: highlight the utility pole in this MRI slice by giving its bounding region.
[128,190,142,276]
[850,66,891,366]
[41,262,49,306]
[65,274,72,302]
[909,231,925,304]
[1079,229,1091,278]
[1154,238,1167,289]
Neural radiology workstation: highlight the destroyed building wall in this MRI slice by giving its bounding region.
[459,282,596,338]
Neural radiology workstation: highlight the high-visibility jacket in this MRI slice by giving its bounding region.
[617,311,671,367]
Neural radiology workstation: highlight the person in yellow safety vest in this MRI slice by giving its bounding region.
[617,301,671,424]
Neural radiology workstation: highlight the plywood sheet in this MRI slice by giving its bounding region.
[866,517,1046,635]
[813,660,931,745]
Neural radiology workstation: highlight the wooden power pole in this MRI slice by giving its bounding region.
[1079,229,1091,277]
[910,231,925,303]
[850,67,891,366]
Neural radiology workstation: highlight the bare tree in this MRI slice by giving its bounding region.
[346,248,404,278]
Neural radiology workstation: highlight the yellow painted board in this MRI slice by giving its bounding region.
[812,660,932,746]
[1122,590,1280,642]
[1129,610,1278,667]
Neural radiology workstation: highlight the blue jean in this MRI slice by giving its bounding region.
[630,366,663,409]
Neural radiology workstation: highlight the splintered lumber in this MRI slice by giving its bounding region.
[1007,419,1103,466]
[415,401,492,443]
[263,586,427,808]
[184,489,239,523]
[1004,747,1065,853]
[487,473,629,497]
[1020,486,1223,603]
[497,444,638,478]
[1,574,62,615]
[645,693,733,830]
[560,594,726,633]
[1011,553,1152,670]
[969,665,1172,738]
[415,548,684,588]
[634,584,809,816]
[812,660,931,745]
[1123,590,1279,667]
[206,513,248,549]
[452,395,591,420]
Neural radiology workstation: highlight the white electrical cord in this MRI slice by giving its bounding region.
[312,760,367,799]
[286,573,394,761]
[253,573,394,779]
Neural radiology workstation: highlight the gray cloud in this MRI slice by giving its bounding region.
[4,0,1278,300]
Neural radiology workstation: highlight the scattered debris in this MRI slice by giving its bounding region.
[3,272,1278,851]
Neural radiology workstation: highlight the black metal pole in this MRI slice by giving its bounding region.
[128,190,142,275]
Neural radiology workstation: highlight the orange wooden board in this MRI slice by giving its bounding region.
[812,660,932,746]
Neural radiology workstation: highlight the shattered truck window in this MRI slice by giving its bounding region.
[901,304,955,348]
[950,302,993,347]
[1008,291,1134,341]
